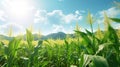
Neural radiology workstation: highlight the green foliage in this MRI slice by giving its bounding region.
[89,56,109,67]
[110,18,120,23]
[5,38,21,67]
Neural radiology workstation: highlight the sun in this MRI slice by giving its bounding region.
[6,0,32,18]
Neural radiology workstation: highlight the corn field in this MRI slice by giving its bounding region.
[0,12,120,67]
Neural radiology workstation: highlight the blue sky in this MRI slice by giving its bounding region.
[0,0,120,36]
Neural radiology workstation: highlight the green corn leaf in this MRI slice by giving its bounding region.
[6,38,21,56]
[64,39,69,45]
[26,29,34,50]
[75,30,91,45]
[82,55,109,67]
[4,38,21,67]
[85,29,92,36]
[95,44,104,55]
[86,29,101,44]
[101,31,109,43]
[38,40,43,45]
[90,56,109,67]
[42,61,49,67]
[79,53,84,67]
[110,18,120,23]
[95,43,111,55]
[108,25,119,43]
[108,25,119,52]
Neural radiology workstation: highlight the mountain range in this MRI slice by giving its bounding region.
[0,29,120,41]
[0,32,75,41]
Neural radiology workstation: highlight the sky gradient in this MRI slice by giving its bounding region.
[0,0,120,36]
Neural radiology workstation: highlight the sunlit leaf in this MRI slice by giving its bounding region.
[110,18,120,23]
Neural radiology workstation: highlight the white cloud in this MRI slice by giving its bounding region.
[80,10,86,13]
[64,14,77,23]
[34,10,83,24]
[0,10,6,21]
[112,23,120,29]
[99,7,120,18]
[75,10,85,15]
[52,24,65,33]
[75,10,80,15]
[33,10,83,34]
[34,10,48,24]
[34,10,47,17]
[96,19,104,24]
[0,23,24,36]
[47,10,64,24]
[63,13,82,23]
[52,24,75,34]
[96,7,120,24]
[47,10,63,16]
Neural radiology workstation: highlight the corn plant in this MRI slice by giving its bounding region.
[4,38,21,67]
